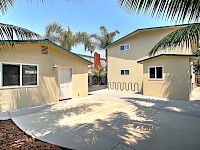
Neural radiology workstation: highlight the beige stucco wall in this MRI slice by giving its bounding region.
[143,56,191,100]
[0,43,88,112]
[107,28,193,92]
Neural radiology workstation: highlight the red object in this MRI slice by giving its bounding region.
[94,52,101,68]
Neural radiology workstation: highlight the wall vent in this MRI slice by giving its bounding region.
[42,46,48,55]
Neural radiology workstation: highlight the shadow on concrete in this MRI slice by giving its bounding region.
[12,96,200,150]
[88,85,107,92]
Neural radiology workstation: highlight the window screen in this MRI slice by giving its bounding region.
[121,70,125,75]
[3,64,20,86]
[156,67,163,79]
[125,70,129,75]
[120,45,125,51]
[149,67,155,79]
[22,65,37,86]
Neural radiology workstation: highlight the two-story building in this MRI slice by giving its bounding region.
[106,24,198,100]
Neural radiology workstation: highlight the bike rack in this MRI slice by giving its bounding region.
[108,82,111,90]
[128,82,133,91]
[117,82,121,90]
[121,82,126,91]
[134,83,139,92]
[108,81,139,92]
[113,82,116,90]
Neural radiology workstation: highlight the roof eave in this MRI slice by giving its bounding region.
[137,54,199,64]
[0,40,93,65]
[106,23,194,49]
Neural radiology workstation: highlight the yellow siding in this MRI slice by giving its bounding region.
[143,56,190,100]
[0,43,88,112]
[107,28,192,92]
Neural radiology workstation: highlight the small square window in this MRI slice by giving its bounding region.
[121,69,130,75]
[120,43,130,51]
[149,66,163,80]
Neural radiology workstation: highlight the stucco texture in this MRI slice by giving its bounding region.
[0,43,88,112]
[107,28,193,94]
[143,56,191,100]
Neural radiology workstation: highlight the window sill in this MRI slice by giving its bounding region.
[0,85,39,89]
[120,49,130,51]
[148,78,164,81]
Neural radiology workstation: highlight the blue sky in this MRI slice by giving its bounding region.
[1,0,175,58]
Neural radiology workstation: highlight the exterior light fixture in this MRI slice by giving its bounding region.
[53,64,58,69]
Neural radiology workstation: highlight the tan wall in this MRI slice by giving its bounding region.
[107,28,192,92]
[0,43,88,112]
[143,56,191,100]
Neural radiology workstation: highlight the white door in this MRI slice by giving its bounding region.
[58,68,72,100]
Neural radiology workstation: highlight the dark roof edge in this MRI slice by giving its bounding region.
[106,23,198,49]
[0,40,93,65]
[137,54,199,64]
[77,54,106,60]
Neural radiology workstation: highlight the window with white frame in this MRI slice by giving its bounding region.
[121,69,130,75]
[0,63,38,87]
[148,66,164,80]
[120,43,130,51]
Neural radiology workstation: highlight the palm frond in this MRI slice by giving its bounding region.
[149,23,200,56]
[92,26,120,49]
[0,0,15,15]
[44,21,63,44]
[0,22,41,46]
[77,32,96,53]
[118,0,200,23]
[100,26,108,35]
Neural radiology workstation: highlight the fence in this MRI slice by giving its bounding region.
[108,82,139,92]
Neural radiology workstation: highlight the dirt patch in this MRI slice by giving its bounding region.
[0,119,70,150]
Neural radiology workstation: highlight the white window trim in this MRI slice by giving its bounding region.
[148,66,164,80]
[120,43,130,51]
[120,69,130,76]
[0,62,39,89]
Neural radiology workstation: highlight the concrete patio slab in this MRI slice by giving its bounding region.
[112,143,135,150]
[37,123,120,150]
[0,111,10,120]
[161,100,200,117]
[122,123,200,150]
[9,89,200,150]
[9,103,54,118]
[150,109,200,136]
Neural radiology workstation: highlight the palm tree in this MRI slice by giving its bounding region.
[44,22,63,44]
[0,0,40,46]
[77,32,96,54]
[44,23,78,51]
[118,0,200,55]
[92,26,120,61]
[44,22,96,52]
[61,26,80,51]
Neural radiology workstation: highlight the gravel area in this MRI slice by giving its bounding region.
[0,119,70,150]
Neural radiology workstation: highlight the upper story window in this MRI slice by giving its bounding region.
[148,66,164,80]
[121,69,130,75]
[120,43,130,51]
[0,62,38,88]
